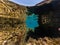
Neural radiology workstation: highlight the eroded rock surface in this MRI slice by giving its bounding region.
[0,0,27,45]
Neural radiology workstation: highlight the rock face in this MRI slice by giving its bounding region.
[27,0,60,37]
[26,0,60,45]
[35,0,60,35]
[0,0,27,45]
[30,0,60,28]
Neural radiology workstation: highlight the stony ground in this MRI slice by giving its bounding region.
[26,37,60,45]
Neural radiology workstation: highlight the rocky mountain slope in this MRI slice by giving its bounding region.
[0,0,60,45]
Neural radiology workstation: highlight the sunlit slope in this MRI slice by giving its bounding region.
[0,0,27,45]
